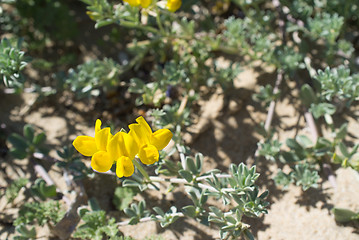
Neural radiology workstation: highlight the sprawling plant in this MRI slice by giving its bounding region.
[1,0,359,239]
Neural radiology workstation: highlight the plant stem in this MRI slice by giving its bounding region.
[132,158,150,181]
[154,2,166,35]
[176,144,187,170]
[120,20,159,33]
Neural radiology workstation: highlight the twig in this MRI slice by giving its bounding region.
[33,152,59,163]
[52,180,88,240]
[253,69,284,161]
[263,69,284,132]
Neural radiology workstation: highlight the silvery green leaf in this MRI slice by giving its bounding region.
[182,205,196,217]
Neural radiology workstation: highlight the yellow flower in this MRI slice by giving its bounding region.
[124,0,152,8]
[108,131,139,178]
[166,0,181,12]
[140,0,151,8]
[73,119,113,173]
[129,116,173,165]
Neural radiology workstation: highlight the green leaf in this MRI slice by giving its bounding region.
[243,229,255,240]
[185,157,197,175]
[335,123,348,140]
[122,179,141,188]
[153,207,165,217]
[10,148,27,159]
[124,208,136,217]
[286,138,302,151]
[195,153,203,173]
[77,207,90,218]
[310,103,336,119]
[30,179,56,200]
[88,197,101,211]
[332,208,358,223]
[128,217,139,225]
[95,19,114,28]
[300,84,317,107]
[179,170,193,182]
[182,205,196,218]
[23,124,35,142]
[296,135,313,148]
[209,206,223,218]
[8,133,29,150]
[128,78,145,94]
[339,142,350,158]
[33,133,46,145]
[15,224,36,239]
[113,187,138,211]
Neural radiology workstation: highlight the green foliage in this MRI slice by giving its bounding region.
[152,206,181,228]
[7,124,48,159]
[14,225,36,240]
[333,143,359,171]
[223,16,276,63]
[56,145,93,179]
[123,200,151,225]
[0,38,29,90]
[66,58,121,98]
[314,66,359,102]
[124,152,268,239]
[308,13,344,44]
[113,186,138,211]
[274,164,319,191]
[253,84,281,108]
[30,178,57,200]
[257,136,281,161]
[14,200,64,227]
[291,164,320,191]
[5,178,28,203]
[74,210,121,240]
[3,0,77,43]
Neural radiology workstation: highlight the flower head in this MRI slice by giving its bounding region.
[166,0,181,12]
[129,116,173,165]
[73,119,113,172]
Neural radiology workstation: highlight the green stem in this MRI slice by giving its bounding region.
[154,2,166,35]
[133,158,150,181]
[120,21,159,33]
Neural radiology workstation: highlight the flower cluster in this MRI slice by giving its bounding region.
[123,0,182,12]
[73,116,172,178]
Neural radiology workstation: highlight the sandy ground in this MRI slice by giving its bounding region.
[1,65,359,240]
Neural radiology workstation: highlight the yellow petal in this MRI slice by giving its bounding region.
[95,119,102,133]
[116,156,134,178]
[95,127,112,151]
[138,144,159,165]
[129,116,152,147]
[123,133,139,160]
[108,132,126,159]
[166,0,181,12]
[73,136,98,156]
[140,0,151,8]
[91,151,114,172]
[124,0,140,7]
[151,129,173,150]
